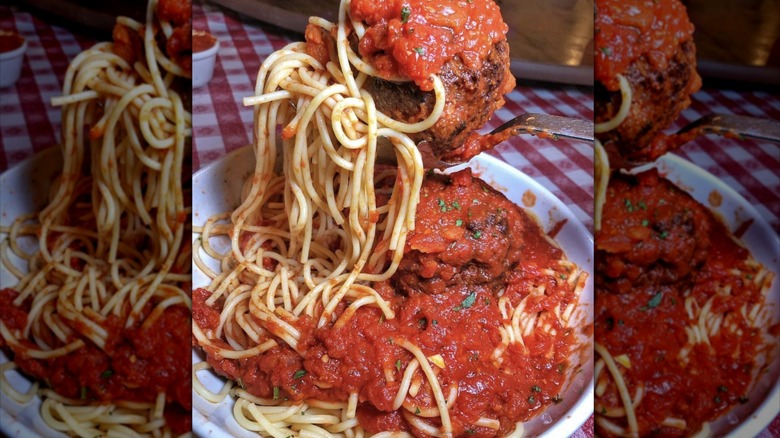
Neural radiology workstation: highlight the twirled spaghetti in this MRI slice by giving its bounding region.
[0,0,192,436]
[192,0,588,436]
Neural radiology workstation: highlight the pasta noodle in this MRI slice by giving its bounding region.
[193,0,587,436]
[0,0,192,436]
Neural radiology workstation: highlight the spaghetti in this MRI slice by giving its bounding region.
[192,0,588,436]
[594,169,777,437]
[0,0,192,436]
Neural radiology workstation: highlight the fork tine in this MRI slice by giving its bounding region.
[677,114,780,143]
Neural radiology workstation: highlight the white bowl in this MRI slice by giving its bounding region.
[191,147,595,438]
[192,32,220,88]
[0,33,27,88]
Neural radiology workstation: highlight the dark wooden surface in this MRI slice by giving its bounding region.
[685,0,780,85]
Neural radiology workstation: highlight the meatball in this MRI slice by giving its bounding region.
[303,24,515,165]
[595,40,701,163]
[595,169,712,294]
[366,40,515,163]
[594,0,702,165]
[393,168,551,295]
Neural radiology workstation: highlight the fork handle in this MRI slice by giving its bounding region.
[490,113,595,143]
[679,114,780,144]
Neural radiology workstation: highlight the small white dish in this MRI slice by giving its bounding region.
[0,31,27,88]
[192,31,219,88]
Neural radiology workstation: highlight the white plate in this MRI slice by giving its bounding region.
[0,147,68,438]
[191,146,596,438]
[648,154,780,437]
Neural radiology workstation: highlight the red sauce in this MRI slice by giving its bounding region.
[193,31,217,53]
[350,0,508,91]
[0,30,24,53]
[0,288,192,434]
[595,171,769,437]
[595,0,695,90]
[194,171,580,437]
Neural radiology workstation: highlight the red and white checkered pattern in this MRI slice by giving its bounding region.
[0,6,93,170]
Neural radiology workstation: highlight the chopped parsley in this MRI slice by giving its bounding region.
[438,198,447,212]
[531,385,542,393]
[80,386,87,400]
[528,396,536,404]
[395,359,402,372]
[642,219,649,227]
[600,47,612,56]
[472,230,482,239]
[100,370,113,379]
[401,6,411,22]
[658,230,669,239]
[454,292,477,311]
[456,219,463,227]
[293,369,307,379]
[451,201,461,210]
[413,47,425,55]
[624,199,634,212]
[641,291,663,311]
[415,407,421,414]
[273,386,280,400]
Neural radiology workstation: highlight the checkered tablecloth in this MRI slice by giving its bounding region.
[0,6,95,171]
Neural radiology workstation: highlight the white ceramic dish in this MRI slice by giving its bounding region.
[0,147,67,438]
[648,154,780,437]
[0,31,27,89]
[192,31,220,89]
[191,146,596,438]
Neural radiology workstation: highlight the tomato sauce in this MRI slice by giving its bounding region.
[0,30,24,53]
[193,31,217,53]
[349,0,508,91]
[0,288,192,434]
[595,171,771,437]
[194,172,581,437]
[595,0,695,90]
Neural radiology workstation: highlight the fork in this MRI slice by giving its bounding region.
[377,113,595,168]
[605,113,780,169]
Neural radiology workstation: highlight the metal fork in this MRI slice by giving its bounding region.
[676,113,780,143]
[377,113,595,167]
[605,113,780,169]
[375,113,780,168]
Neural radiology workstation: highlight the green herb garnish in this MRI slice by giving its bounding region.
[454,292,477,311]
[641,291,663,311]
[401,6,411,22]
